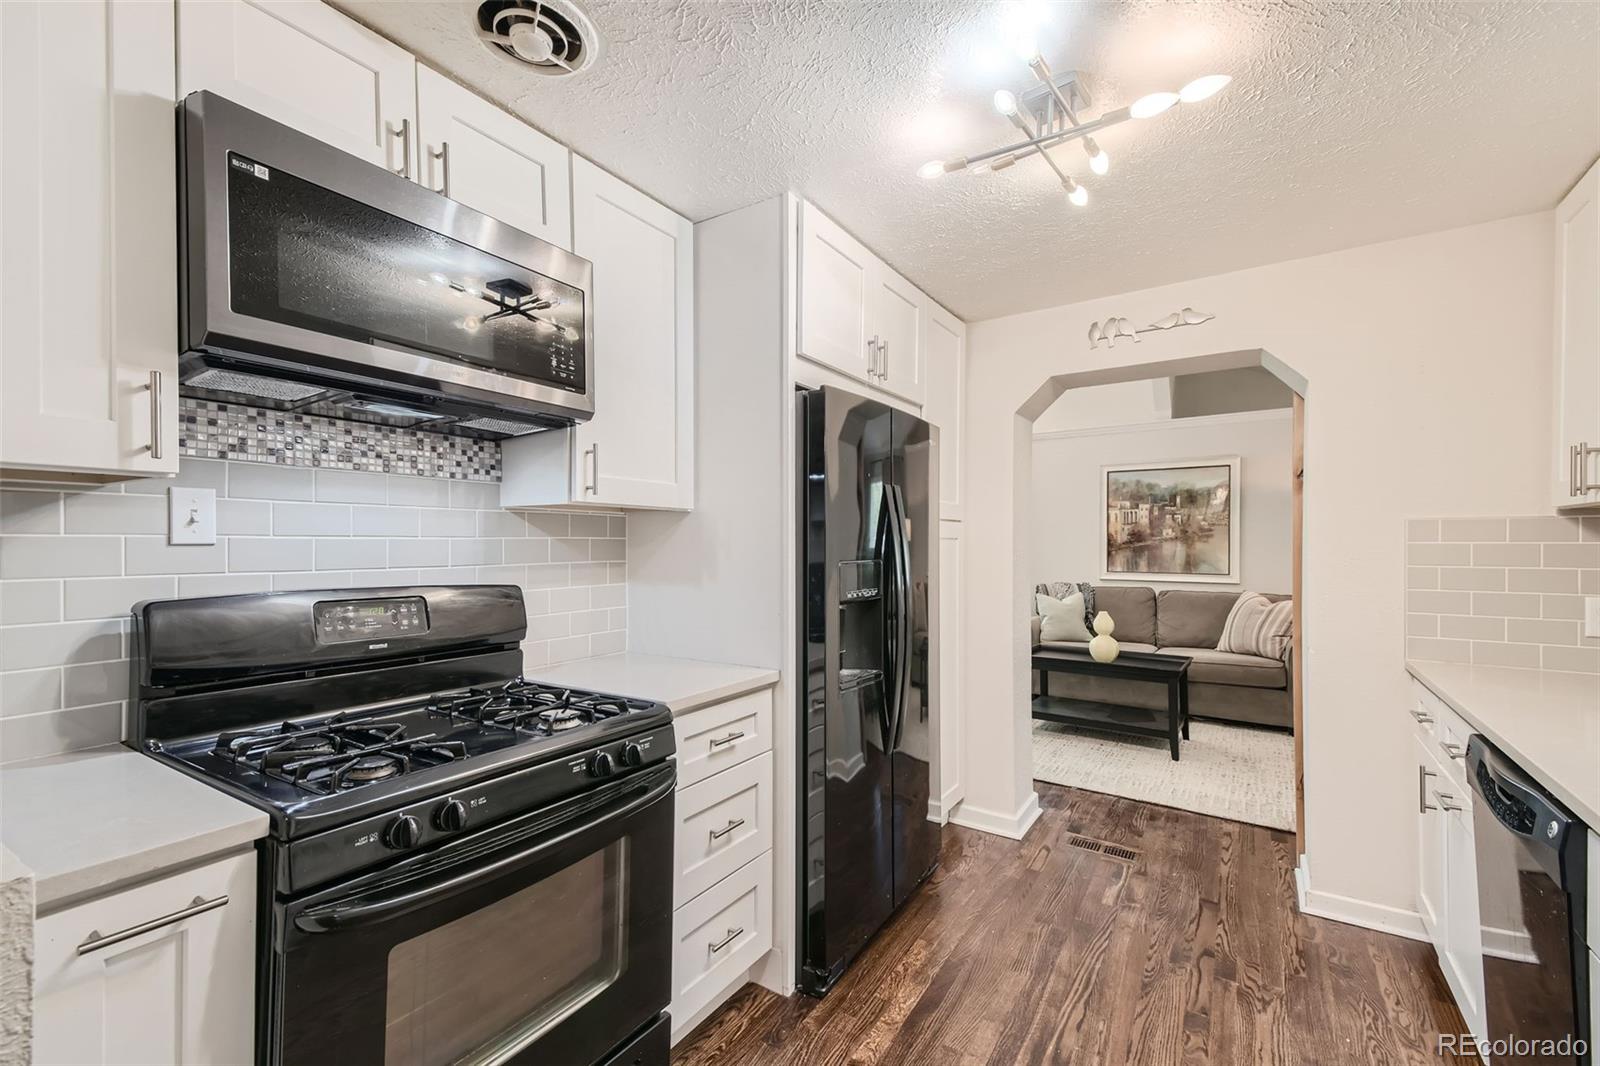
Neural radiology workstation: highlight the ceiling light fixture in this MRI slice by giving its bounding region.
[915,60,1230,207]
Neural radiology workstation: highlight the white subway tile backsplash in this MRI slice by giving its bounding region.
[229,537,314,573]
[1,490,61,534]
[63,492,166,535]
[420,509,477,538]
[314,469,388,504]
[229,462,316,501]
[1408,515,1600,672]
[126,537,227,576]
[1,536,122,579]
[0,457,626,763]
[63,577,174,621]
[1406,566,1439,591]
[273,503,352,536]
[1,580,60,625]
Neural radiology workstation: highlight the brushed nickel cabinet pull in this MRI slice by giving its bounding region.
[708,730,745,749]
[1409,708,1433,725]
[879,339,889,380]
[432,141,451,196]
[1573,443,1582,497]
[1579,441,1593,495]
[1435,791,1464,813]
[148,370,163,460]
[709,926,744,954]
[78,894,228,955]
[390,118,411,178]
[1439,740,1465,761]
[709,817,746,841]
[583,444,597,495]
[1418,765,1437,813]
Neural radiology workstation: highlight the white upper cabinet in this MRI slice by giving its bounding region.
[797,203,874,382]
[502,158,694,510]
[871,263,925,404]
[1553,157,1600,509]
[0,0,178,478]
[922,302,965,520]
[178,0,416,174]
[415,65,572,250]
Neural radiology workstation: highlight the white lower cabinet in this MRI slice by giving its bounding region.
[1408,683,1486,1050]
[669,686,776,1042]
[32,850,256,1066]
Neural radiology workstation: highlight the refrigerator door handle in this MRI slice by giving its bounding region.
[885,484,914,751]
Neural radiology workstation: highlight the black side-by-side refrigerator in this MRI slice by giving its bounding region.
[798,385,940,997]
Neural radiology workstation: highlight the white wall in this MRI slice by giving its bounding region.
[1031,378,1170,434]
[959,213,1553,929]
[1030,411,1293,595]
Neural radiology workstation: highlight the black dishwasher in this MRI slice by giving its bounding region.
[1466,735,1591,1064]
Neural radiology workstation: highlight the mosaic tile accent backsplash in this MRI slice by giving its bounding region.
[179,399,501,481]
[0,458,626,764]
[1406,515,1600,672]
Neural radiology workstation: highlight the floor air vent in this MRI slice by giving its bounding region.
[1066,835,1139,863]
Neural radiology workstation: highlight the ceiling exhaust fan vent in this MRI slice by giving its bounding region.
[473,0,599,77]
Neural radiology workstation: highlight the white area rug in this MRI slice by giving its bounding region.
[1032,718,1295,832]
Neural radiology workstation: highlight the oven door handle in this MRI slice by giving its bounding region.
[293,769,674,934]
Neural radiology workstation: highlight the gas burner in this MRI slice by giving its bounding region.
[213,718,466,794]
[541,707,585,732]
[427,678,648,737]
[345,755,401,782]
[260,735,337,770]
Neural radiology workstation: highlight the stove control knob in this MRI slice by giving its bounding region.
[588,751,615,778]
[384,814,422,850]
[621,741,644,768]
[433,799,468,833]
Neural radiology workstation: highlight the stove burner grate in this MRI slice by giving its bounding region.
[213,718,465,794]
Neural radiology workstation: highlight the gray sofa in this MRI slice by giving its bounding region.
[1031,586,1293,730]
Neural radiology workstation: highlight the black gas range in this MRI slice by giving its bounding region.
[129,585,673,1066]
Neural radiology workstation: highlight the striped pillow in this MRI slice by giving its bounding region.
[1216,592,1293,660]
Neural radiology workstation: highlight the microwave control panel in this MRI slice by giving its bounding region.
[314,597,430,644]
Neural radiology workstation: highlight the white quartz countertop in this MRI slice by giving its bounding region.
[1406,660,1600,828]
[0,747,268,912]
[538,653,778,714]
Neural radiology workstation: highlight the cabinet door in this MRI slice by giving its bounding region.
[0,0,178,478]
[415,65,572,250]
[178,0,416,173]
[922,302,965,520]
[934,521,964,820]
[797,202,873,383]
[32,851,255,1065]
[871,263,925,404]
[1553,157,1600,508]
[570,156,694,509]
[1413,735,1446,948]
[1441,792,1486,1041]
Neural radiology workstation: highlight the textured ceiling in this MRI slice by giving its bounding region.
[333,0,1600,322]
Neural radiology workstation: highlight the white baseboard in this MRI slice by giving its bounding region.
[1294,854,1427,942]
[929,784,965,825]
[948,791,1041,840]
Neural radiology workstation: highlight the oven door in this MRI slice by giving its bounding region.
[271,762,673,1066]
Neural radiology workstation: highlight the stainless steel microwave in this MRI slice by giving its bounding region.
[178,91,594,438]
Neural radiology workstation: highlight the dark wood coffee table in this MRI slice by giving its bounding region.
[1031,646,1193,760]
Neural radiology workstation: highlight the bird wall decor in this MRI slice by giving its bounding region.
[1088,307,1215,349]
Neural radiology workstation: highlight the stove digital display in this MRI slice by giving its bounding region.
[313,597,430,644]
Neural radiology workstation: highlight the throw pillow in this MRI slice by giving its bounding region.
[1217,592,1294,659]
[1035,581,1095,630]
[1037,591,1093,643]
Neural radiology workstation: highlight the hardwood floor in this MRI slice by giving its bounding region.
[674,783,1473,1066]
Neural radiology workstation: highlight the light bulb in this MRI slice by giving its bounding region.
[918,160,946,180]
[1129,91,1179,119]
[1179,74,1231,103]
[1067,182,1088,207]
[1085,138,1109,175]
[993,89,1019,117]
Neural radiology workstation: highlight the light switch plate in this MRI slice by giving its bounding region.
[1586,597,1600,640]
[168,487,217,545]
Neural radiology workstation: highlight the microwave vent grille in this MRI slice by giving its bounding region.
[186,368,328,402]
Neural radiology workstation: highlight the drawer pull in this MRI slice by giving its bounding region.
[78,894,228,955]
[1439,740,1465,761]
[709,817,746,841]
[1409,709,1433,725]
[708,731,746,749]
[1435,791,1465,813]
[709,926,745,954]
[1418,765,1438,813]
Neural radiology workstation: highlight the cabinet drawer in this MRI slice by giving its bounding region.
[675,752,773,908]
[673,688,773,788]
[1409,679,1444,738]
[671,851,772,1032]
